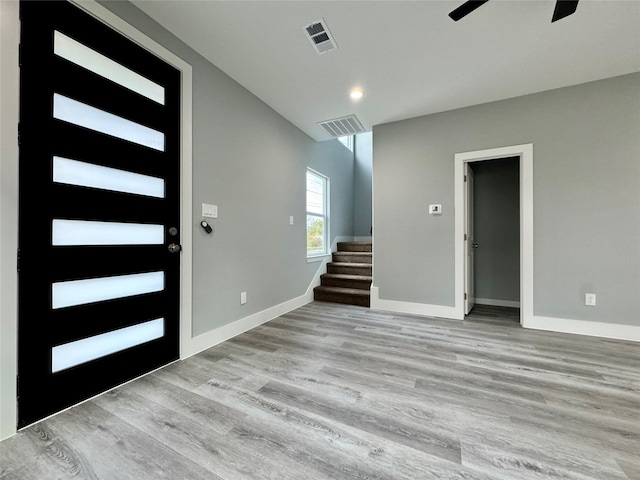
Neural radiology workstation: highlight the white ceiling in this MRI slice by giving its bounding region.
[131,0,640,141]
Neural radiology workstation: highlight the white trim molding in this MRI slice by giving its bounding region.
[475,298,521,308]
[528,316,640,342]
[370,287,462,320]
[183,294,312,358]
[183,235,355,358]
[0,0,21,441]
[454,143,534,327]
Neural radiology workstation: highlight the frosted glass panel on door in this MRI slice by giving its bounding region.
[52,271,164,309]
[52,219,164,246]
[54,31,165,104]
[53,157,165,198]
[52,318,164,373]
[53,94,165,151]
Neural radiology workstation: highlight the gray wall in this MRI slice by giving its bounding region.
[91,2,354,335]
[354,132,373,237]
[373,73,640,326]
[472,159,520,303]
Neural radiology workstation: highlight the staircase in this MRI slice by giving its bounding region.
[314,242,372,307]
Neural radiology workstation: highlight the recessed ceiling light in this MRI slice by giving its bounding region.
[350,88,364,100]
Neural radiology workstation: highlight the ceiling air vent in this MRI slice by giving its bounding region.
[302,19,337,55]
[318,114,365,137]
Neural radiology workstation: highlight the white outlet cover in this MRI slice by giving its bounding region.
[240,291,247,305]
[585,293,596,306]
[289,216,294,225]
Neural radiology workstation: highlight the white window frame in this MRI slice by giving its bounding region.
[306,168,330,259]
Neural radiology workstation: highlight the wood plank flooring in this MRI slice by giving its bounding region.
[2,302,639,479]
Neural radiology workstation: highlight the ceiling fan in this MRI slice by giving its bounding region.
[449,0,579,23]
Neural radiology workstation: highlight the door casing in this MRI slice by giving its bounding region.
[454,144,533,326]
[464,163,475,315]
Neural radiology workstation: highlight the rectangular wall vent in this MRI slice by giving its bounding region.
[318,114,365,137]
[302,19,337,55]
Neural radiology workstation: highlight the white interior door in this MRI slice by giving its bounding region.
[464,163,475,314]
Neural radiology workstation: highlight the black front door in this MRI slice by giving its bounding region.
[18,0,181,428]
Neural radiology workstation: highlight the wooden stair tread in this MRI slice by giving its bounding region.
[328,262,372,267]
[321,273,372,281]
[314,286,370,307]
[327,262,372,277]
[314,286,370,296]
[337,242,372,252]
[315,242,373,307]
[332,252,372,263]
[320,272,372,291]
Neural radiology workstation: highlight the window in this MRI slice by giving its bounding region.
[338,135,354,152]
[306,169,329,257]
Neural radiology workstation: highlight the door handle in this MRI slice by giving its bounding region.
[168,243,182,253]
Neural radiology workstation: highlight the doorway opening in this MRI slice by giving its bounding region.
[454,144,533,327]
[466,158,520,324]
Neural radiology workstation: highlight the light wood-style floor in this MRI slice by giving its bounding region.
[1,302,639,479]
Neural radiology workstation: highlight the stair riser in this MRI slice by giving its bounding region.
[332,253,372,264]
[316,242,372,307]
[314,291,370,308]
[337,242,372,253]
[321,276,371,290]
[327,265,372,276]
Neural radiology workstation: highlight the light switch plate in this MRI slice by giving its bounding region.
[202,203,218,218]
[289,216,294,225]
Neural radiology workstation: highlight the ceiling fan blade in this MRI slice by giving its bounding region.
[448,0,490,21]
[552,0,579,22]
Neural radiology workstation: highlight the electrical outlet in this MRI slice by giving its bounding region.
[585,293,596,306]
[240,291,247,305]
[289,216,294,225]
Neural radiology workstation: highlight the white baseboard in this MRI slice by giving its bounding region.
[183,235,354,358]
[525,315,640,342]
[370,288,637,342]
[370,286,463,320]
[475,298,520,308]
[183,294,312,358]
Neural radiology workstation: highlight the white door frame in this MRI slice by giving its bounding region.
[464,163,475,315]
[454,144,533,326]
